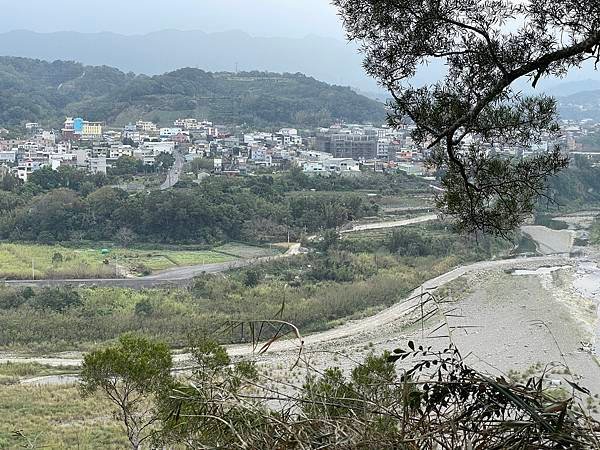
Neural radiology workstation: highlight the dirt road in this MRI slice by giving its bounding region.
[0,254,568,372]
[340,214,437,233]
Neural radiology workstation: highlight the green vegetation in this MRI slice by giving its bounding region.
[75,337,600,449]
[0,169,429,244]
[81,334,173,449]
[0,57,385,127]
[533,214,569,230]
[0,384,126,448]
[0,243,236,279]
[577,132,600,151]
[0,362,77,386]
[0,224,509,352]
[543,156,600,209]
[591,218,600,245]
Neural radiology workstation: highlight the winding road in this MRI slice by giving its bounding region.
[2,216,435,289]
[0,254,569,370]
[1,217,574,380]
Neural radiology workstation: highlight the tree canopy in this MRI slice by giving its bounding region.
[0,57,385,127]
[80,334,173,449]
[334,0,600,235]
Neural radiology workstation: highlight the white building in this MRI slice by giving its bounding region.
[136,121,158,132]
[377,139,390,159]
[0,150,16,163]
[109,145,135,159]
[142,141,175,155]
[298,150,333,161]
[174,118,202,130]
[324,158,360,173]
[41,131,56,144]
[89,157,108,175]
[160,128,182,139]
[302,158,360,174]
[13,159,44,182]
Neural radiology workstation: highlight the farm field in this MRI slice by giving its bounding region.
[213,242,282,258]
[0,243,241,280]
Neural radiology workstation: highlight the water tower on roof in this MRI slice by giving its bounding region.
[73,118,84,134]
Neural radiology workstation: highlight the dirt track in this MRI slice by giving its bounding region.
[0,255,569,371]
[227,255,570,357]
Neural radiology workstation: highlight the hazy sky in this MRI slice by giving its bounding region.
[0,0,345,38]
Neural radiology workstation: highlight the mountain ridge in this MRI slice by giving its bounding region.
[0,29,384,93]
[0,56,386,127]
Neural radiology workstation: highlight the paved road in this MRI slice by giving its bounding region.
[0,254,569,375]
[2,216,429,289]
[4,244,302,289]
[160,151,185,190]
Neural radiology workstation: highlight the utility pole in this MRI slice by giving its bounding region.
[32,259,35,280]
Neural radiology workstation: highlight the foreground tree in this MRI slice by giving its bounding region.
[333,0,600,235]
[156,338,260,448]
[80,334,173,449]
[94,335,600,449]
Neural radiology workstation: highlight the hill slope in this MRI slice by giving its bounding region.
[558,89,600,121]
[0,30,387,94]
[0,56,386,127]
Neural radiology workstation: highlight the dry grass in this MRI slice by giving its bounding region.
[0,384,127,449]
[0,243,236,279]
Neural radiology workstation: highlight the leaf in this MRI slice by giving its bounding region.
[408,341,415,351]
[565,379,591,395]
[387,354,401,363]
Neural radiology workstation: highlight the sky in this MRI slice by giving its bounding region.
[0,0,345,39]
[0,0,596,86]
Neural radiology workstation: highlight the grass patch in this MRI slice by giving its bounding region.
[0,243,236,279]
[0,384,126,449]
[214,242,282,259]
[0,362,79,386]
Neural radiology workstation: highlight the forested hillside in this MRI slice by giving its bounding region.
[0,56,386,127]
[558,89,600,121]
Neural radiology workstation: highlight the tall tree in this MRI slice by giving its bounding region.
[334,0,600,236]
[80,334,174,450]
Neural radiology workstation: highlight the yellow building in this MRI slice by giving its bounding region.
[81,121,103,140]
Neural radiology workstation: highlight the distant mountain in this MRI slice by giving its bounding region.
[2,29,599,100]
[0,29,388,94]
[542,79,600,97]
[557,89,600,121]
[0,56,386,127]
